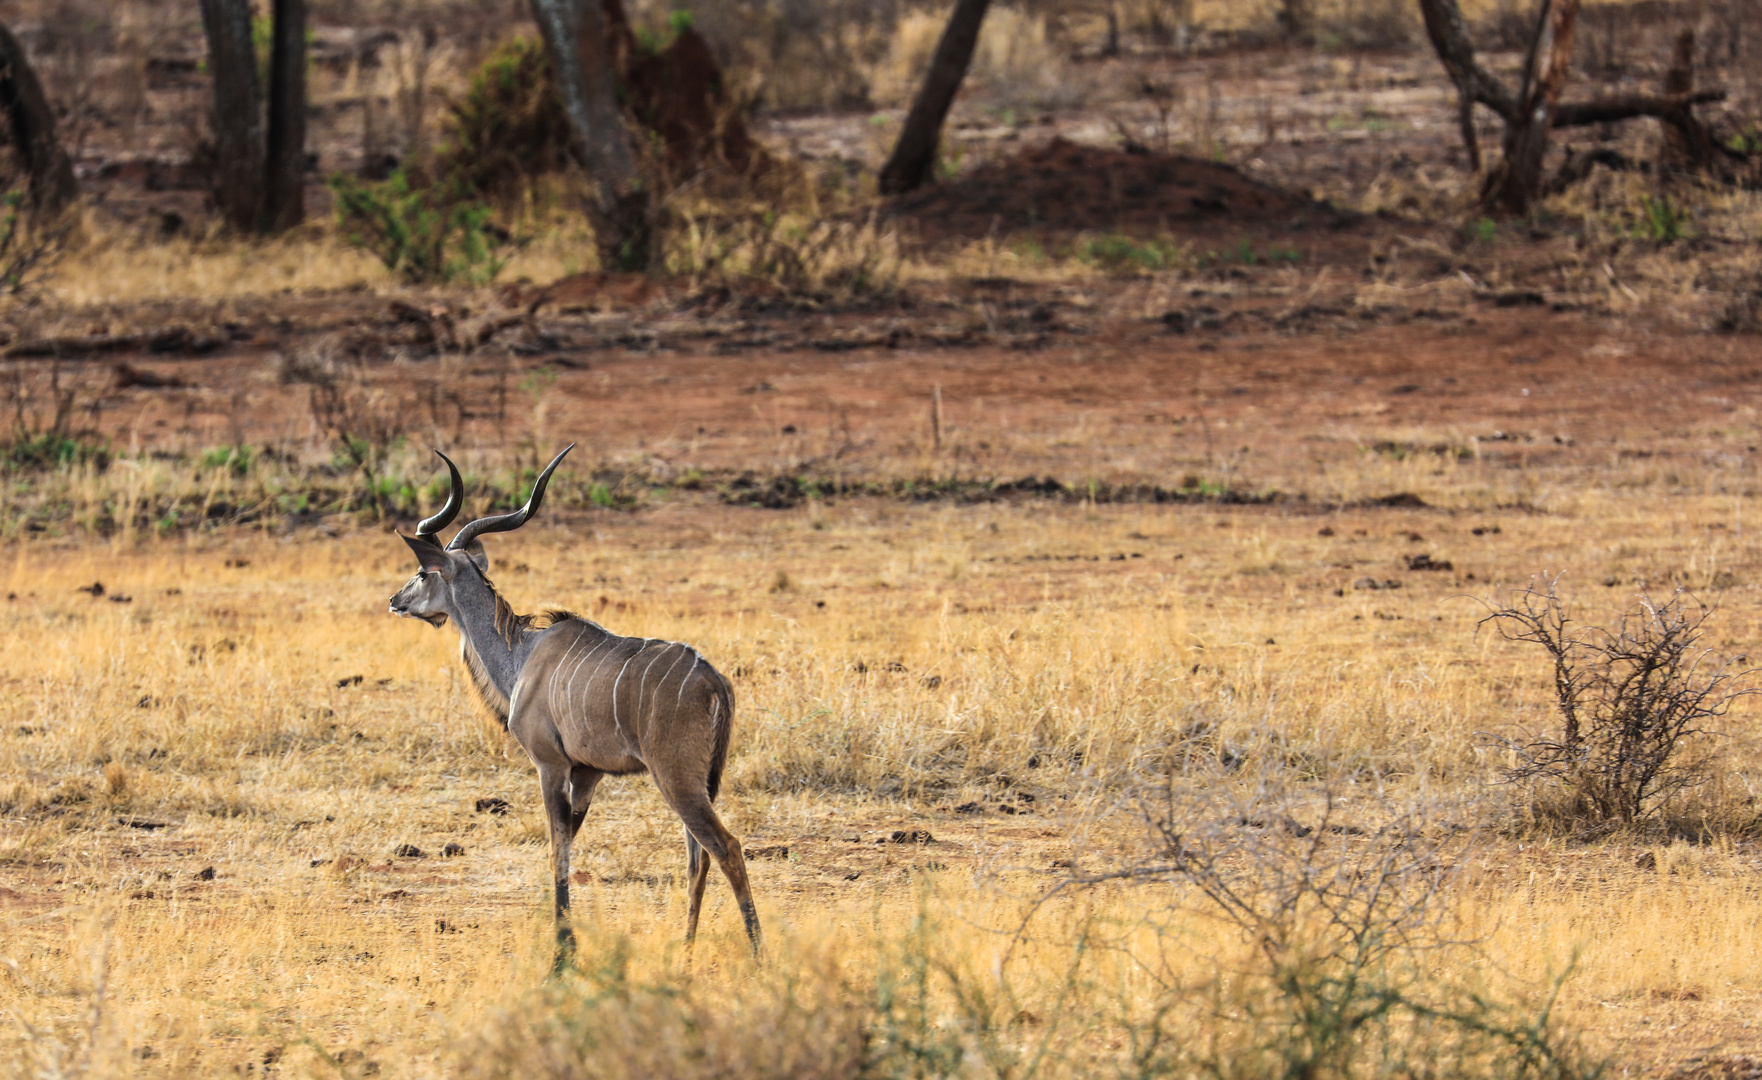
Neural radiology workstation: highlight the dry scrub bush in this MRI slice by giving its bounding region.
[1,358,107,472]
[445,783,1597,1080]
[1479,579,1756,829]
[279,341,423,514]
[1058,781,1594,1080]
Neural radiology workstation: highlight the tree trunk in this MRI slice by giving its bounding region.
[879,0,993,197]
[1421,0,1738,202]
[1418,0,1513,173]
[264,0,307,231]
[1277,0,1313,43]
[199,0,266,232]
[1481,0,1581,216]
[527,0,650,270]
[1417,0,1517,122]
[0,20,76,215]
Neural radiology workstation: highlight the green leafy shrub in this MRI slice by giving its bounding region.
[436,38,572,201]
[329,170,515,284]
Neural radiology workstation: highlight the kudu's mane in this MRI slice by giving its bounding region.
[480,571,578,646]
[461,570,578,729]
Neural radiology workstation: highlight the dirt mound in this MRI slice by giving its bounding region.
[604,0,778,189]
[439,4,777,200]
[883,138,1355,247]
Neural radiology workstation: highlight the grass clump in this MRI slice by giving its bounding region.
[671,212,902,301]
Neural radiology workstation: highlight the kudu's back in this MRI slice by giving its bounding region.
[520,619,736,797]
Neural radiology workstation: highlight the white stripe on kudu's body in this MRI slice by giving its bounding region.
[386,447,761,961]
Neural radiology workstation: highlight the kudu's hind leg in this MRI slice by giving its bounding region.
[660,782,761,955]
[567,765,604,842]
[684,832,711,943]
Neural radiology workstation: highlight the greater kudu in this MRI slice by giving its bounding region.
[388,447,760,957]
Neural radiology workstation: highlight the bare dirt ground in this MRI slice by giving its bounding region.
[23,277,1757,506]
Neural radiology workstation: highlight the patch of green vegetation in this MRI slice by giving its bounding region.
[935,141,967,182]
[1233,239,1300,265]
[1011,238,1049,265]
[201,445,255,477]
[3,432,109,472]
[1193,239,1300,268]
[1077,233,1192,273]
[329,171,516,284]
[1636,195,1689,243]
[1366,440,1474,462]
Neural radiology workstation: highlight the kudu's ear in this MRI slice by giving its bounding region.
[402,532,450,574]
[461,537,489,572]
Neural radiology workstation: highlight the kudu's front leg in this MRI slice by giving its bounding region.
[537,762,577,971]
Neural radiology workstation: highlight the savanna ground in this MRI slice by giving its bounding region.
[5,0,1762,1077]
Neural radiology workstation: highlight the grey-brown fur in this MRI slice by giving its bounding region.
[387,447,760,959]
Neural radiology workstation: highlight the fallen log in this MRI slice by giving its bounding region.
[6,325,225,359]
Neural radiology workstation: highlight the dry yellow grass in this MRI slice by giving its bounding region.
[2,449,1761,1076]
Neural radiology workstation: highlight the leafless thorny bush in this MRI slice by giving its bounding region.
[1048,780,1593,1080]
[277,341,419,513]
[1478,578,1758,829]
[0,205,75,305]
[1,357,106,468]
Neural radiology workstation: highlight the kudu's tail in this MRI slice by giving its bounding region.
[705,673,735,802]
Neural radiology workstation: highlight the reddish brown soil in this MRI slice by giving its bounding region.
[18,275,1756,500]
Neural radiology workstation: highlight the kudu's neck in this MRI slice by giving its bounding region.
[449,569,538,717]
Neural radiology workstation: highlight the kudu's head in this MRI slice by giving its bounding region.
[389,446,574,627]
